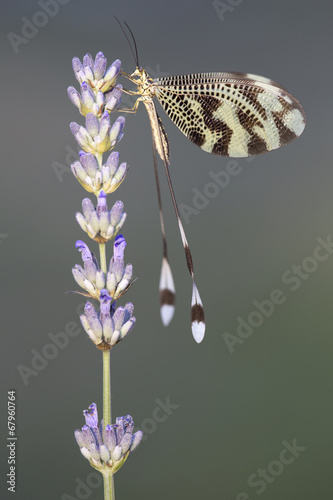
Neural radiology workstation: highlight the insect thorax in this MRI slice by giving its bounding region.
[130,67,156,101]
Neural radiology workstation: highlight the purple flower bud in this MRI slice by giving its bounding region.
[70,122,80,135]
[105,151,119,174]
[97,191,107,211]
[110,201,124,225]
[120,432,132,454]
[95,270,106,290]
[83,301,98,322]
[80,152,99,177]
[89,442,101,463]
[112,445,122,462]
[99,444,111,463]
[115,423,124,444]
[94,52,107,80]
[82,198,95,218]
[114,235,126,260]
[124,302,134,319]
[104,59,121,82]
[105,86,122,112]
[74,429,85,448]
[109,116,125,145]
[81,425,95,447]
[75,405,142,473]
[100,289,112,318]
[67,86,81,108]
[85,113,99,136]
[83,403,98,427]
[75,240,92,261]
[81,82,95,109]
[83,53,94,70]
[130,431,143,452]
[83,258,98,282]
[72,57,84,81]
[113,306,125,330]
[99,111,111,140]
[104,425,117,452]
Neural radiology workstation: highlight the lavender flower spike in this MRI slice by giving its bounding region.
[76,191,127,243]
[107,235,134,300]
[71,150,129,195]
[72,53,121,93]
[72,240,104,299]
[68,53,142,494]
[69,54,122,120]
[72,236,134,301]
[70,113,125,155]
[75,403,143,474]
[79,292,136,350]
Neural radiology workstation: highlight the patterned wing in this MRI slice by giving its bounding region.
[153,72,306,157]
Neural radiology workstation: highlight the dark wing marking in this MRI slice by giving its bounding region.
[154,73,305,157]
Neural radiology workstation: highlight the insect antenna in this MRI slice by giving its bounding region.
[123,22,140,68]
[114,16,139,68]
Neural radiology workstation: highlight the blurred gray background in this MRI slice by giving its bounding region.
[1,0,332,499]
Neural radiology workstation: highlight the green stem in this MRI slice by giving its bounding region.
[99,242,115,500]
[100,243,110,425]
[102,471,114,500]
[103,350,111,426]
[99,242,107,274]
